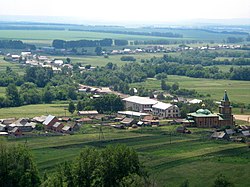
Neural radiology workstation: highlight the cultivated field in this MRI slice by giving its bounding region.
[1,125,249,187]
[0,30,183,47]
[130,75,250,105]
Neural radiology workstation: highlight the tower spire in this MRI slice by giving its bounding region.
[222,90,229,101]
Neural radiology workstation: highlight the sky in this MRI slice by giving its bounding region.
[0,0,250,24]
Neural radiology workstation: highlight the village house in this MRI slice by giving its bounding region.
[43,115,58,130]
[52,122,64,132]
[9,127,22,136]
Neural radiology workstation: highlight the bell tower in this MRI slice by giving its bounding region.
[219,90,234,126]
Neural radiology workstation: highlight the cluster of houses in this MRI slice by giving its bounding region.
[4,51,96,74]
[0,115,81,137]
[107,44,242,55]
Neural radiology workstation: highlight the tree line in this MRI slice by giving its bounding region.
[0,40,36,50]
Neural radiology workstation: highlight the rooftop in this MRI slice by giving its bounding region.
[152,102,173,110]
[118,111,150,117]
[123,96,158,105]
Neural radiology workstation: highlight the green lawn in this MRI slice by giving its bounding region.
[2,125,249,187]
[0,103,68,119]
[130,75,250,105]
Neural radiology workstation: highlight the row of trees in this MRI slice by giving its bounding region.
[0,40,36,50]
[68,94,124,114]
[52,39,113,49]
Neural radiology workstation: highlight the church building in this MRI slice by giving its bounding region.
[187,91,234,128]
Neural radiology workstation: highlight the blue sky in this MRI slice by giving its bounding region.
[1,0,250,24]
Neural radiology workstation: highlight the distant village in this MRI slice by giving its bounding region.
[2,43,243,73]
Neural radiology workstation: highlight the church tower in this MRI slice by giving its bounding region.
[219,90,234,126]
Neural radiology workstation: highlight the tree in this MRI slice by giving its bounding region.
[66,57,71,64]
[43,86,54,104]
[6,83,21,106]
[172,82,179,91]
[161,80,168,90]
[0,143,40,187]
[76,100,84,111]
[68,100,75,114]
[213,174,234,187]
[95,46,102,56]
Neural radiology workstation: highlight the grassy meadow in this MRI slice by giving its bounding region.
[0,103,68,119]
[0,55,25,74]
[1,125,249,187]
[53,53,163,67]
[130,75,250,105]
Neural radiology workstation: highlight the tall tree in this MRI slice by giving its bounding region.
[0,143,40,187]
[6,83,21,106]
[68,100,75,114]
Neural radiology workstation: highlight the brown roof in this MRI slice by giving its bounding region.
[76,117,92,123]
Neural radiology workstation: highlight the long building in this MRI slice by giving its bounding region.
[122,96,180,118]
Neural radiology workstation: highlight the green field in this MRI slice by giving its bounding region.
[0,55,24,74]
[53,53,163,67]
[0,103,68,119]
[130,75,250,105]
[2,125,249,187]
[0,30,184,47]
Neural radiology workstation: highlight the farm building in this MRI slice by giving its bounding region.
[43,115,58,130]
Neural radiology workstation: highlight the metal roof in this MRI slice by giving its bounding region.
[43,115,56,125]
[152,102,173,110]
[123,96,158,105]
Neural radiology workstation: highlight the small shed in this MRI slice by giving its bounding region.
[120,118,134,126]
[211,131,229,140]
[62,126,72,134]
[52,122,64,132]
[225,129,236,135]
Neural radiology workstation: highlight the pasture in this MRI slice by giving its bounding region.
[130,75,250,105]
[0,55,24,74]
[0,103,68,119]
[2,125,249,187]
[53,53,163,67]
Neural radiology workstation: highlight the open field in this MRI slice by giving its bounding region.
[0,55,25,74]
[53,53,164,67]
[130,75,250,105]
[216,65,250,72]
[1,125,249,187]
[0,30,185,47]
[0,103,68,119]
